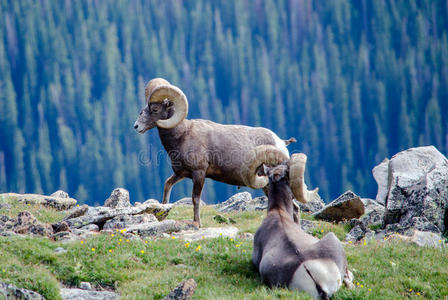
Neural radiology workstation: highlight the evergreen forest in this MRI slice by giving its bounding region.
[0,0,447,205]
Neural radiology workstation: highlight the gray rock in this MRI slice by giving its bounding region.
[126,220,196,237]
[142,199,160,205]
[163,278,197,300]
[104,188,131,209]
[172,226,239,241]
[63,205,89,221]
[79,282,92,290]
[295,192,325,213]
[0,282,45,299]
[60,288,118,300]
[103,213,157,230]
[313,191,365,222]
[79,224,100,232]
[54,247,67,254]
[62,202,173,229]
[173,197,206,206]
[0,193,77,210]
[373,146,448,233]
[216,192,268,212]
[51,190,69,198]
[52,231,79,242]
[359,198,385,227]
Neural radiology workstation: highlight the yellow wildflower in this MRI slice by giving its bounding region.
[356,282,359,286]
[236,244,241,248]
[126,239,130,243]
[185,242,190,248]
[2,269,5,273]
[140,250,145,254]
[320,229,324,233]
[116,229,119,232]
[91,248,95,252]
[119,238,122,242]
[195,245,201,252]
[348,241,352,244]
[230,238,234,242]
[360,284,364,288]
[368,288,371,292]
[171,236,176,239]
[76,204,80,207]
[363,241,367,246]
[416,292,420,296]
[80,241,84,244]
[111,234,115,237]
[108,249,112,253]
[145,240,148,244]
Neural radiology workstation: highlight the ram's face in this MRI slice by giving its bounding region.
[134,101,170,133]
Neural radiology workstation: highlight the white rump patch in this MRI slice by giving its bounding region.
[270,132,290,158]
[289,259,342,298]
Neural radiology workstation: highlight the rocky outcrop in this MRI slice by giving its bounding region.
[373,146,448,234]
[0,282,45,300]
[60,201,173,230]
[215,192,267,212]
[163,279,197,300]
[313,191,365,222]
[0,193,77,210]
[359,198,385,227]
[103,213,157,230]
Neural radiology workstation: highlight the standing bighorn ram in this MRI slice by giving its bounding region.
[134,78,299,226]
[253,154,354,299]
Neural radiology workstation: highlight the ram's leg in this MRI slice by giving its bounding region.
[191,170,206,227]
[162,173,185,204]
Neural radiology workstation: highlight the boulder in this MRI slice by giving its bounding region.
[104,188,131,209]
[216,192,267,212]
[172,226,239,241]
[373,146,448,233]
[50,190,69,198]
[103,213,157,230]
[0,193,76,210]
[295,192,325,213]
[386,230,443,248]
[60,288,118,300]
[163,278,197,300]
[0,282,45,300]
[173,197,206,206]
[313,191,365,222]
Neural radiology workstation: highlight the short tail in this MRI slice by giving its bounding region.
[284,137,297,146]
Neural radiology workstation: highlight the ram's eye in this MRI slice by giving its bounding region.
[151,108,159,113]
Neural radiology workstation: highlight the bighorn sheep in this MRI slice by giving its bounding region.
[253,154,354,299]
[134,78,297,226]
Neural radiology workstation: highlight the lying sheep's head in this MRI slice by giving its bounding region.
[261,152,318,203]
[134,78,189,133]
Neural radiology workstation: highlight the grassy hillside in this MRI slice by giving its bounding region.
[0,203,447,299]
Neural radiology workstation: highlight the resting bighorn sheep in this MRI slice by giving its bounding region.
[253,154,354,299]
[134,78,297,226]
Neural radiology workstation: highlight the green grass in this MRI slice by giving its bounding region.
[0,201,447,299]
[0,196,66,223]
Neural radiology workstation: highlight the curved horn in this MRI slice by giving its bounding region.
[288,153,319,203]
[145,78,189,129]
[245,145,289,189]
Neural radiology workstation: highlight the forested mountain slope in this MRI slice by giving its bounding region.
[0,0,447,204]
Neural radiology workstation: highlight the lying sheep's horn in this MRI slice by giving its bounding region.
[245,145,289,189]
[146,78,189,129]
[288,153,318,203]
